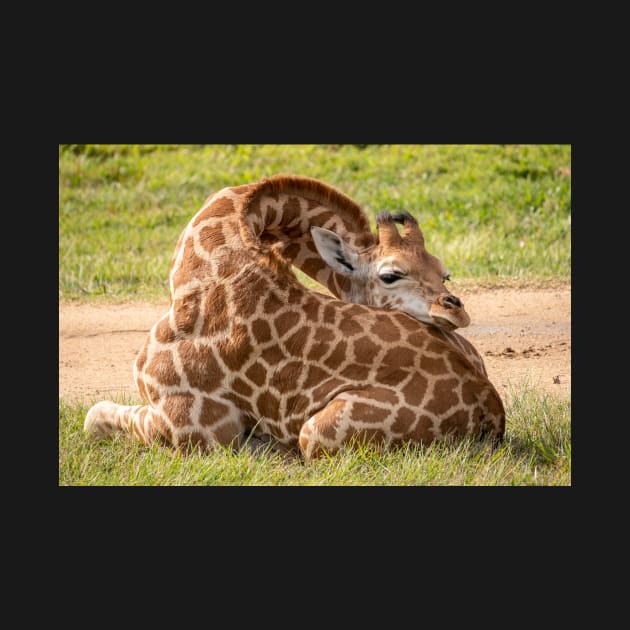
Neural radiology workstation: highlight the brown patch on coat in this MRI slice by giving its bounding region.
[401,372,429,406]
[288,287,303,304]
[307,341,330,362]
[339,316,363,337]
[145,350,181,387]
[273,310,300,337]
[461,378,479,405]
[484,386,505,418]
[391,406,416,433]
[281,242,301,260]
[352,427,388,446]
[307,327,335,361]
[204,196,235,219]
[371,315,401,342]
[261,345,285,366]
[212,420,241,446]
[264,203,277,227]
[198,397,230,427]
[216,324,253,371]
[283,327,310,357]
[154,317,177,344]
[269,361,303,391]
[426,339,447,354]
[360,387,400,406]
[315,399,347,441]
[393,312,421,332]
[306,239,319,254]
[375,366,409,387]
[301,257,328,278]
[153,412,173,444]
[350,402,390,424]
[440,409,471,436]
[323,304,337,324]
[419,355,448,375]
[425,378,459,415]
[281,196,302,225]
[174,291,200,334]
[312,377,346,400]
[303,297,321,323]
[145,382,160,405]
[340,363,371,381]
[382,346,416,368]
[353,335,381,364]
[324,340,348,370]
[198,225,226,253]
[221,391,254,414]
[179,341,224,393]
[303,365,331,389]
[406,331,427,348]
[410,415,435,442]
[286,393,310,416]
[257,391,280,419]
[201,284,229,337]
[229,184,254,196]
[343,304,368,317]
[230,269,269,299]
[251,319,272,344]
[232,377,253,397]
[245,362,267,387]
[313,327,335,343]
[263,292,284,314]
[162,393,195,428]
[171,237,211,291]
[177,430,208,453]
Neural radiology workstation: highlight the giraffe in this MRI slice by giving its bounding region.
[84,176,505,460]
[168,175,487,375]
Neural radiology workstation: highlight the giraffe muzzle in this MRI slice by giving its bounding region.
[429,293,471,330]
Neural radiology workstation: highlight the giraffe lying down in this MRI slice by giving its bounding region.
[85,176,504,460]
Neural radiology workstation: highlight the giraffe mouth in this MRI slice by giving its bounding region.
[429,294,471,330]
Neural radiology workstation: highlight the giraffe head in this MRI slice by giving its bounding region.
[311,210,470,331]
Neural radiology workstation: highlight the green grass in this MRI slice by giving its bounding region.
[59,144,571,301]
[58,383,570,486]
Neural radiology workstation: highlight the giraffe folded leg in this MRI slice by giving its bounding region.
[85,396,249,453]
[84,401,167,446]
[298,394,392,461]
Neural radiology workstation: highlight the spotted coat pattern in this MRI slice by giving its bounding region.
[85,176,504,459]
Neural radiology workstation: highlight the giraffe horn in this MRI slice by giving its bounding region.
[390,211,425,247]
[376,211,403,247]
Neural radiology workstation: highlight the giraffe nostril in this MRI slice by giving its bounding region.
[443,295,462,308]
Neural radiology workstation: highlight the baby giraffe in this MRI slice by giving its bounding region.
[170,175,487,375]
[85,176,504,459]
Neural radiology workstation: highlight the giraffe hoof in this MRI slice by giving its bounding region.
[84,401,118,438]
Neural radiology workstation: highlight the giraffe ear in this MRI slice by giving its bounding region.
[310,226,359,275]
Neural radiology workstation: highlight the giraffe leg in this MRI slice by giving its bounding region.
[298,394,392,461]
[85,396,249,453]
[84,401,168,446]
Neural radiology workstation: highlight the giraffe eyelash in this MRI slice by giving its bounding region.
[379,272,406,284]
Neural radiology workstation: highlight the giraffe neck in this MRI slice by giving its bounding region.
[237,175,375,299]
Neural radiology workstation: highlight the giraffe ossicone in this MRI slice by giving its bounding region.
[85,175,504,460]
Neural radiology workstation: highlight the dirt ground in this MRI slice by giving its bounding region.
[59,287,571,403]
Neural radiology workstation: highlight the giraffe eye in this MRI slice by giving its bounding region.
[380,273,401,284]
[443,274,451,282]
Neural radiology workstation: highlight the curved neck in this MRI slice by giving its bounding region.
[238,175,375,298]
